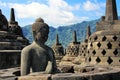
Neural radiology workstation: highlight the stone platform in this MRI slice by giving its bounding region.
[18,66,120,80]
[0,67,20,80]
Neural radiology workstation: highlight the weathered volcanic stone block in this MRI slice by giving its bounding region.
[17,67,120,80]
[52,68,120,80]
[52,73,90,80]
[18,74,51,80]
[58,65,74,73]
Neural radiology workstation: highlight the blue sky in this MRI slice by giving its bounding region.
[0,0,120,28]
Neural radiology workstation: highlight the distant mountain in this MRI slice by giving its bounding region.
[22,19,99,48]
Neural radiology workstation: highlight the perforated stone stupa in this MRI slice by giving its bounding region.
[59,30,80,67]
[52,34,64,65]
[0,8,29,69]
[87,0,120,66]
[73,25,91,65]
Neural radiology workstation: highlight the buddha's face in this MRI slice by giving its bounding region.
[35,27,49,44]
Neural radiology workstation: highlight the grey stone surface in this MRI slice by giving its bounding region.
[52,34,64,65]
[0,9,8,31]
[105,0,118,21]
[2,67,120,80]
[52,67,120,80]
[96,0,120,31]
[59,30,80,69]
[83,0,120,67]
[18,74,51,80]
[0,67,20,80]
[8,8,24,36]
[21,18,58,76]
[0,8,29,69]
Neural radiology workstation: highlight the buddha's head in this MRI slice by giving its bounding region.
[32,17,49,44]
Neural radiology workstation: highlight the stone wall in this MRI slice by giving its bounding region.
[18,67,120,80]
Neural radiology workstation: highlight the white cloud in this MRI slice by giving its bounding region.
[48,0,79,11]
[0,1,7,7]
[6,0,82,27]
[9,2,49,18]
[83,0,102,11]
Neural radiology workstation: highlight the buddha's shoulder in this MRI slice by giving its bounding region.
[22,44,35,53]
[44,45,52,50]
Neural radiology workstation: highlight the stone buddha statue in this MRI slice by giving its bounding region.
[21,18,58,76]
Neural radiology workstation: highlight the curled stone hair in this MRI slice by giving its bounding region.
[32,17,49,32]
